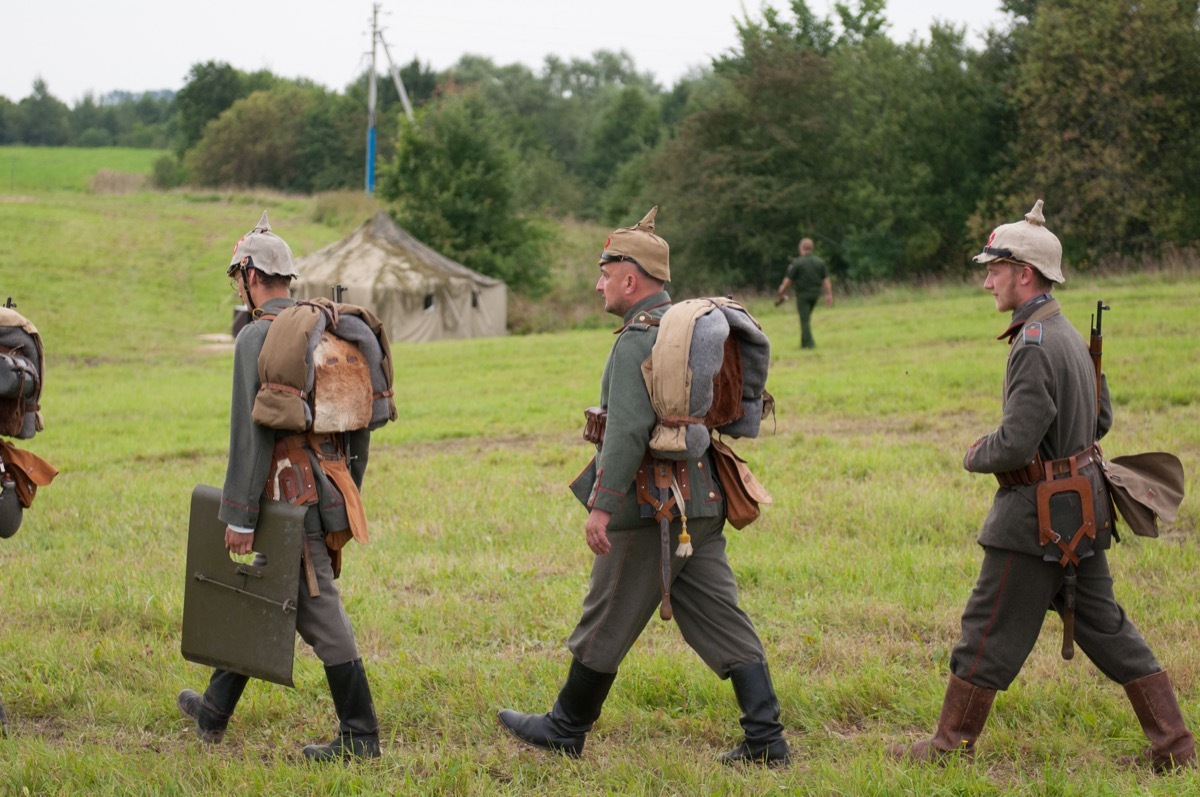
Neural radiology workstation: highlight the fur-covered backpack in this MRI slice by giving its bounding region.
[640,297,774,527]
[252,298,397,433]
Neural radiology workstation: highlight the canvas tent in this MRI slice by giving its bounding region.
[292,211,507,342]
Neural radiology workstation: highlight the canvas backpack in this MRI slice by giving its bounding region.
[640,297,772,459]
[638,297,774,529]
[252,298,397,434]
[0,304,45,440]
[0,303,59,537]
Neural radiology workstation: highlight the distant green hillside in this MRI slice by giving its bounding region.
[0,146,163,193]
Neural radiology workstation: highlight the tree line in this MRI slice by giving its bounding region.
[0,80,175,149]
[4,0,1198,295]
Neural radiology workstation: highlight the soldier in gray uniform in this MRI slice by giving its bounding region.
[892,201,1195,771]
[497,208,789,766]
[177,213,381,762]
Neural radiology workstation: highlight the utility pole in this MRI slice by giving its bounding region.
[365,4,379,194]
[365,3,415,195]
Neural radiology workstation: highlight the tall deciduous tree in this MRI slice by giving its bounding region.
[184,85,317,190]
[380,91,550,294]
[649,33,839,290]
[828,26,1000,279]
[174,61,258,153]
[985,0,1200,262]
[644,0,1012,288]
[585,85,661,211]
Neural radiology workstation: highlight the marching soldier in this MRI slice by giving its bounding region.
[0,299,59,737]
[891,200,1195,770]
[177,213,382,762]
[497,208,790,765]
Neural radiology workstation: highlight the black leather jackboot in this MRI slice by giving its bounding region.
[719,661,791,766]
[303,658,381,762]
[497,658,616,758]
[177,668,250,743]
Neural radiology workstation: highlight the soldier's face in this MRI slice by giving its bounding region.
[596,262,634,316]
[983,261,1025,312]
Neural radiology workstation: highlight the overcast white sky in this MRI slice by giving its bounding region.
[1,0,1010,104]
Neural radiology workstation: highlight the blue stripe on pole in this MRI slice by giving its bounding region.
[366,127,377,194]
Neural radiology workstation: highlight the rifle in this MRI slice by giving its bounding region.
[331,284,347,303]
[1060,299,1110,660]
[1089,300,1109,417]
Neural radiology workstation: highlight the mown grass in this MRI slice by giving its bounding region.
[0,148,1198,795]
[0,146,163,193]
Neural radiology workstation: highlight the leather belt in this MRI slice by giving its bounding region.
[996,444,1101,488]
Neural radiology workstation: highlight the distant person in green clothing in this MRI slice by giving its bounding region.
[774,238,833,349]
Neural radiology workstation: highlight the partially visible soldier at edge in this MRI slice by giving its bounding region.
[0,299,59,738]
[497,207,790,766]
[176,213,382,762]
[774,237,833,349]
[890,200,1195,771]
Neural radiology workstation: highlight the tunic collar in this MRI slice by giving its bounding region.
[251,296,295,319]
[614,291,671,333]
[996,293,1057,343]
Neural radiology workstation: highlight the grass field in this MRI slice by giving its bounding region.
[1,148,1199,795]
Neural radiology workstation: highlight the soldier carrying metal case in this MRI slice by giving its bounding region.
[177,212,393,763]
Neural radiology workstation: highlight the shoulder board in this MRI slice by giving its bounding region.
[1021,322,1043,347]
[615,313,662,334]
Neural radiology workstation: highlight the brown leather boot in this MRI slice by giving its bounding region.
[1119,670,1196,771]
[890,674,996,763]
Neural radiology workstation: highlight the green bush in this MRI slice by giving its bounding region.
[75,127,113,147]
[151,154,186,189]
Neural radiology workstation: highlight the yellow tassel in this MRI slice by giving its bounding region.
[675,515,693,558]
[670,473,692,557]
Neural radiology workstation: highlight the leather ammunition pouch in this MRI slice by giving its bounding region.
[583,407,607,444]
[635,455,691,523]
[266,431,368,580]
[266,433,322,506]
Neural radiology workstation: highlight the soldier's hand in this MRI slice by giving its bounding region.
[773,294,786,306]
[225,526,255,555]
[585,508,612,556]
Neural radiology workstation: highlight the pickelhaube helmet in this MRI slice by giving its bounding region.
[973,199,1064,284]
[227,211,298,279]
[599,206,670,282]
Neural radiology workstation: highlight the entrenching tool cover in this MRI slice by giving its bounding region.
[182,484,306,686]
